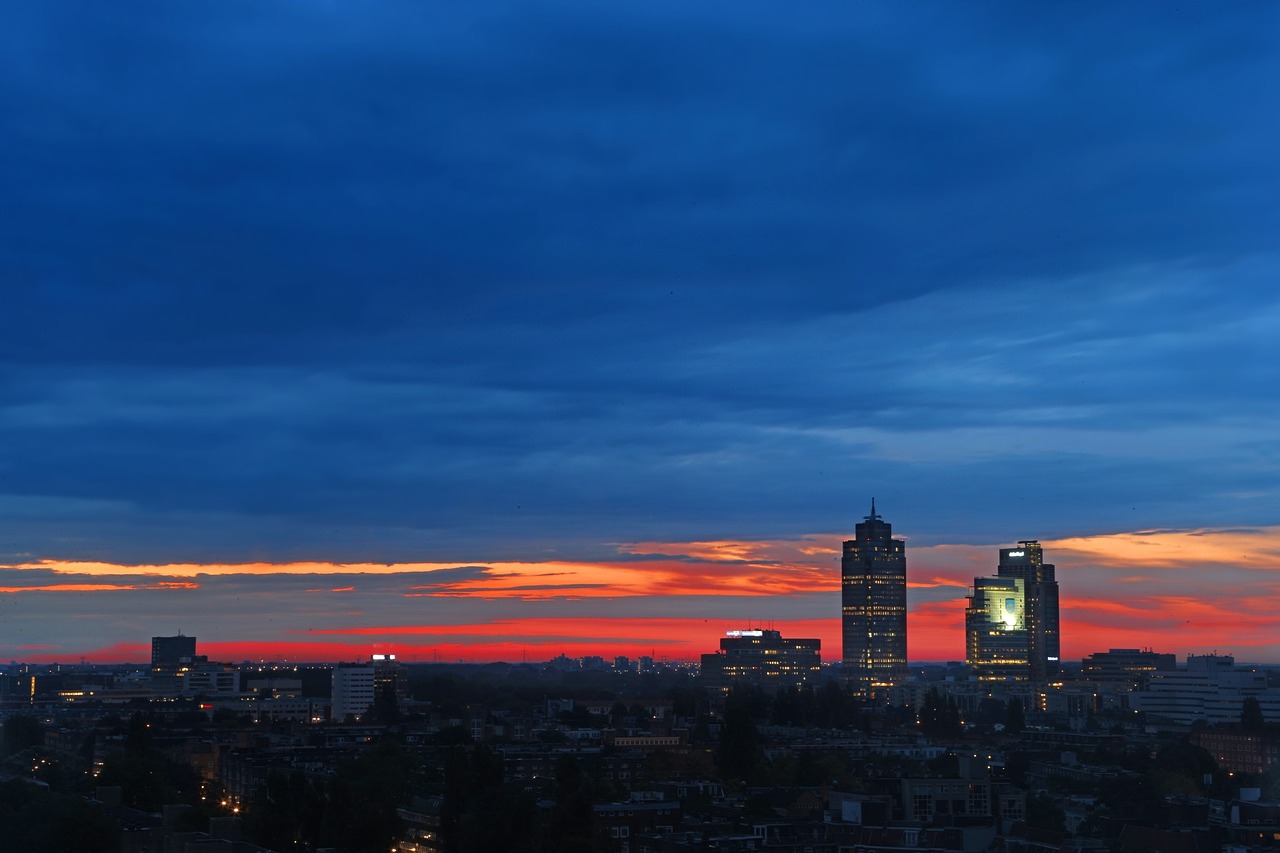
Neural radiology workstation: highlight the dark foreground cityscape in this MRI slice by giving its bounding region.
[3,510,1279,853]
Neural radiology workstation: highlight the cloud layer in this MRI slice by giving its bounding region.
[3,527,1276,664]
[1,3,1278,661]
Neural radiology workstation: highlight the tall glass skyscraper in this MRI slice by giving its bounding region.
[841,501,907,699]
[966,540,1060,681]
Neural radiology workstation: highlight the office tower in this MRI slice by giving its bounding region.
[966,540,1059,681]
[841,500,907,698]
[701,628,821,696]
[150,633,198,694]
[151,634,196,677]
[371,653,407,708]
[966,576,1029,681]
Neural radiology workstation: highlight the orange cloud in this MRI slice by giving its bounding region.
[10,526,1280,665]
[619,537,839,564]
[1046,527,1280,570]
[0,581,199,593]
[16,555,831,598]
[907,577,970,589]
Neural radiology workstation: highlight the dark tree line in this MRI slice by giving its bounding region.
[0,779,119,853]
[244,738,420,853]
[767,681,864,729]
[917,688,962,739]
[440,745,603,853]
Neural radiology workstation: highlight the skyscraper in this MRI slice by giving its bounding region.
[966,540,1060,681]
[841,500,907,698]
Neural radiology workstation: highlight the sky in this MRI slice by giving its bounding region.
[2,2,1279,666]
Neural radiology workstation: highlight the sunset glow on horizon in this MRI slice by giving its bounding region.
[6,526,1277,666]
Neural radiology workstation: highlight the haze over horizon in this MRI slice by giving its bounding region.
[3,3,1279,666]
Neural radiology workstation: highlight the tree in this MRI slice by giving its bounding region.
[1150,739,1216,795]
[98,718,204,812]
[1242,696,1266,732]
[1,716,43,758]
[244,769,326,852]
[918,689,962,739]
[442,744,535,853]
[544,755,596,853]
[1005,697,1026,734]
[1025,793,1066,834]
[0,779,119,853]
[716,689,761,780]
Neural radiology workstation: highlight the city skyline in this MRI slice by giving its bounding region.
[3,4,1280,665]
[5,519,1278,665]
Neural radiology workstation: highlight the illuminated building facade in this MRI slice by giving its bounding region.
[966,541,1059,682]
[700,629,820,695]
[841,501,907,698]
[966,577,1030,680]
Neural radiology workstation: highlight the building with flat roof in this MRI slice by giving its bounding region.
[331,665,375,721]
[1192,728,1280,775]
[701,629,820,695]
[150,634,198,693]
[1081,648,1176,683]
[1131,656,1280,726]
[151,635,196,674]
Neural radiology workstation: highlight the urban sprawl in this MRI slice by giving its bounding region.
[2,504,1278,852]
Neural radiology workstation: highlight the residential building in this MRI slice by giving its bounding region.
[330,665,376,721]
[1192,728,1280,775]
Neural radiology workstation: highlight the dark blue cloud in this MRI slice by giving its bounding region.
[1,2,1278,564]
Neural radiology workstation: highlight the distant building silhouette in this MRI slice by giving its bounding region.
[841,500,907,698]
[150,634,196,682]
[1081,647,1175,684]
[701,629,820,695]
[966,541,1059,681]
[372,653,407,709]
